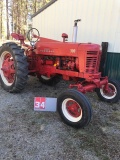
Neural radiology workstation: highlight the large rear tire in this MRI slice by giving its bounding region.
[0,42,28,93]
[96,79,120,103]
[57,89,92,128]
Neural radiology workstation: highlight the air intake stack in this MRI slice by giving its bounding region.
[72,19,81,43]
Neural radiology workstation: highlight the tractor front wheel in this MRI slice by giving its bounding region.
[0,42,28,92]
[57,89,92,128]
[96,79,120,103]
[39,75,60,85]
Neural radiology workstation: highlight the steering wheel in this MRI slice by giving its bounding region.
[27,28,40,45]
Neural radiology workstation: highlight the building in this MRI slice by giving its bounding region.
[32,0,120,80]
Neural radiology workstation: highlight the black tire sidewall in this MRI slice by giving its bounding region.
[57,89,92,128]
[0,43,28,92]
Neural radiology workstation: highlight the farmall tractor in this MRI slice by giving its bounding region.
[0,20,120,128]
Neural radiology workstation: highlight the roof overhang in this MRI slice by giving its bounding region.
[31,0,57,18]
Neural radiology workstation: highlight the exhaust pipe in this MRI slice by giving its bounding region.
[72,19,81,43]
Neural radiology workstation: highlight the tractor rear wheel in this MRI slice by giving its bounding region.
[0,42,28,93]
[57,89,92,128]
[96,79,120,103]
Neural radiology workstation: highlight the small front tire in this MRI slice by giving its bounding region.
[39,75,60,85]
[96,79,120,103]
[57,89,92,128]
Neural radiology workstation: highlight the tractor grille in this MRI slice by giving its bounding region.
[86,51,98,73]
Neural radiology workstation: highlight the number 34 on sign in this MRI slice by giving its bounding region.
[34,97,46,110]
[34,97,57,112]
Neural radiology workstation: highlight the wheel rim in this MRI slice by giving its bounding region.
[100,83,117,99]
[0,51,15,86]
[41,75,51,80]
[62,98,82,122]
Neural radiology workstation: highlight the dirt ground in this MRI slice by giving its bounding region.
[0,76,120,160]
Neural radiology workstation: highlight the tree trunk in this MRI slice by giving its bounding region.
[6,0,10,39]
[0,1,3,39]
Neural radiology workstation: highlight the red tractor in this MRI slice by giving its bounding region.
[0,20,120,128]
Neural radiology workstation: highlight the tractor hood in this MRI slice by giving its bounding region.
[35,38,101,57]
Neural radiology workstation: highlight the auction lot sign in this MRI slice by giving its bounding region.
[34,97,57,112]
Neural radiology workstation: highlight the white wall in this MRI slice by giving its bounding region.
[32,0,120,52]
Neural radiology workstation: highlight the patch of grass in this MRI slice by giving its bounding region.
[79,132,109,159]
[102,156,110,160]
[64,123,119,160]
[109,110,120,121]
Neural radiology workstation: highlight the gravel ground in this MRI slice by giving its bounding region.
[0,76,120,160]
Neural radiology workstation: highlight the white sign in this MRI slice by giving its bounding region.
[34,97,57,112]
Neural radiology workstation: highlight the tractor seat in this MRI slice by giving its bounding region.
[11,33,25,41]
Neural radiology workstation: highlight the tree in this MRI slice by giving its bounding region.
[6,0,10,39]
[0,0,3,39]
[0,0,52,39]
